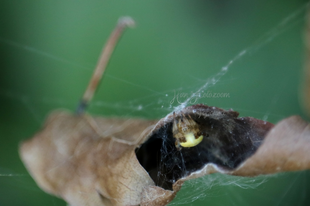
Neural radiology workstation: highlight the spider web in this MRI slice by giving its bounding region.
[1,1,310,206]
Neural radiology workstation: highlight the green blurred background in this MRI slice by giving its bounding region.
[1,0,310,205]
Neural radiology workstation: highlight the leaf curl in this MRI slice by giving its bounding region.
[20,110,157,206]
[20,105,310,206]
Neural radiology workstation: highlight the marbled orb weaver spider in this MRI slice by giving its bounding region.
[172,112,204,150]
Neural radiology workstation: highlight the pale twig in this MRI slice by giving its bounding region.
[77,17,135,114]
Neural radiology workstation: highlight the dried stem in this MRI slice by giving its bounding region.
[76,17,135,114]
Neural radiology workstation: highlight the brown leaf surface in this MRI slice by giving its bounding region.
[140,114,310,205]
[231,115,310,176]
[20,105,310,206]
[20,110,157,206]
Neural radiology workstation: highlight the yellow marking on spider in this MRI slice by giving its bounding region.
[180,132,203,147]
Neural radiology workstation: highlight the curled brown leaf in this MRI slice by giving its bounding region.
[19,104,310,206]
[19,13,310,206]
[20,110,157,206]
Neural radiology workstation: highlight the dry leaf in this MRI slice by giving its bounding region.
[20,104,310,206]
[19,16,310,206]
[20,110,157,206]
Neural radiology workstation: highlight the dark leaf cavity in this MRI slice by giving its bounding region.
[136,105,273,190]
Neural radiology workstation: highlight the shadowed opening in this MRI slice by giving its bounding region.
[136,110,273,190]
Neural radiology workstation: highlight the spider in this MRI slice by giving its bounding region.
[172,112,204,150]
